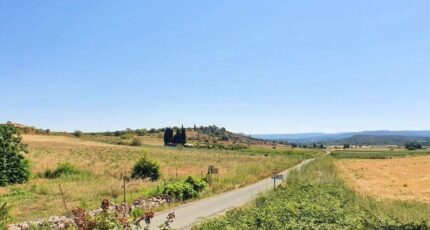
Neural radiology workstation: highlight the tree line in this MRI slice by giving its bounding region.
[164,126,187,146]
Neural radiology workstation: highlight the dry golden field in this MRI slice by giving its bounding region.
[336,156,430,204]
[0,135,313,221]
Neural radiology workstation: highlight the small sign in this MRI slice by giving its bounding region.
[208,166,219,174]
[271,175,283,180]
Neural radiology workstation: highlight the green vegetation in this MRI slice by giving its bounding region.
[0,125,30,186]
[152,176,208,201]
[163,126,187,145]
[131,157,161,181]
[41,163,82,179]
[332,149,430,159]
[240,147,323,158]
[196,157,430,229]
[405,142,423,150]
[0,203,10,229]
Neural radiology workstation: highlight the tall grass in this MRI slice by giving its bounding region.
[0,202,10,229]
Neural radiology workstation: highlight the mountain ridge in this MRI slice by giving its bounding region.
[253,130,430,144]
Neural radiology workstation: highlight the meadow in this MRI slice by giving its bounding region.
[331,148,430,159]
[0,135,321,222]
[196,156,430,229]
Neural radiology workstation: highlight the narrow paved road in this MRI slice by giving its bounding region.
[148,158,316,229]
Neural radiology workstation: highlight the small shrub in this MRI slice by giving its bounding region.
[93,211,123,230]
[120,132,135,140]
[131,138,142,146]
[161,177,207,201]
[43,163,81,178]
[185,176,207,192]
[131,157,160,181]
[73,130,83,137]
[162,180,198,200]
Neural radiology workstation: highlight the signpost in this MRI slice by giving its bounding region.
[271,174,284,189]
[207,166,219,186]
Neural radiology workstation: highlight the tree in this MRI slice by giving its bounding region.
[131,157,160,181]
[405,142,422,150]
[163,128,174,145]
[74,130,83,137]
[173,128,181,145]
[0,125,30,186]
[181,125,187,145]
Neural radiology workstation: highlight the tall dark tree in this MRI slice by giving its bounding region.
[173,128,181,144]
[181,125,187,144]
[163,127,174,145]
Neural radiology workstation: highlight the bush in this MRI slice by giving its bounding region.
[131,157,160,181]
[161,177,207,201]
[162,180,198,200]
[42,163,81,178]
[73,130,83,137]
[131,138,142,146]
[185,176,207,192]
[0,125,30,186]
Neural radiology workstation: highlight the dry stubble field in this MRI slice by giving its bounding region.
[336,156,430,204]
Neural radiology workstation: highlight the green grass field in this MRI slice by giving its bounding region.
[0,135,322,223]
[331,148,430,159]
[196,156,430,229]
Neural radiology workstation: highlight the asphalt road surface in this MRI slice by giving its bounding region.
[147,157,316,229]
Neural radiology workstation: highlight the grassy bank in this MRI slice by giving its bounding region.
[0,135,320,222]
[196,157,430,229]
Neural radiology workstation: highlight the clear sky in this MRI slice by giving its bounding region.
[1,1,429,134]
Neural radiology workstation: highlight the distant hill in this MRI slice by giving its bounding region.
[1,121,51,134]
[327,135,430,146]
[253,130,430,145]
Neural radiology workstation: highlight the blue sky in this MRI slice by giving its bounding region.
[1,1,429,134]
